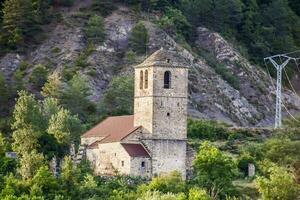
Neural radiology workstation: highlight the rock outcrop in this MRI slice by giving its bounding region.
[1,6,300,127]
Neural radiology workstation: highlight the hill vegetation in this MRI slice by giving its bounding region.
[0,0,300,199]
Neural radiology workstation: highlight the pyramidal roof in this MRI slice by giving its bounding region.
[135,48,191,68]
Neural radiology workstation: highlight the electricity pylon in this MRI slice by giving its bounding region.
[264,53,299,128]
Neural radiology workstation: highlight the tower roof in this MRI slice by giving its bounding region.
[135,48,190,68]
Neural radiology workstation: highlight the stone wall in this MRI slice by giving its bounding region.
[97,142,131,175]
[130,157,152,178]
[186,144,196,179]
[142,139,187,179]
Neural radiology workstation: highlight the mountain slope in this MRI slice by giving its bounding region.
[1,5,300,127]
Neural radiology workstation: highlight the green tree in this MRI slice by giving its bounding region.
[193,141,237,199]
[1,0,39,49]
[29,64,48,89]
[30,166,59,199]
[84,15,106,43]
[60,156,80,198]
[17,150,45,180]
[12,91,43,156]
[256,166,299,200]
[128,22,149,55]
[41,72,63,99]
[47,108,82,146]
[158,7,191,38]
[61,74,95,122]
[0,73,9,115]
[261,0,300,54]
[100,76,134,115]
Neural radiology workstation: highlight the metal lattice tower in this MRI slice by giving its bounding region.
[264,52,300,128]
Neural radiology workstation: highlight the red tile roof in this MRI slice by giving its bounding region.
[81,115,140,144]
[121,143,150,157]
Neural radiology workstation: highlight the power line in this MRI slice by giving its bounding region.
[264,59,300,123]
[264,52,300,128]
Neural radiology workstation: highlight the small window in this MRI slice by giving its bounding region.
[144,70,148,89]
[115,153,116,157]
[167,112,170,117]
[121,161,124,167]
[167,59,170,63]
[164,71,171,89]
[140,70,144,89]
[141,161,145,168]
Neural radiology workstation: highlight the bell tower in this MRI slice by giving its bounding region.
[134,49,189,178]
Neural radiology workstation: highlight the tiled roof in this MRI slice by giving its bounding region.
[81,115,140,143]
[135,48,191,68]
[121,143,150,158]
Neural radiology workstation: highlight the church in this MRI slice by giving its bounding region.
[81,49,189,178]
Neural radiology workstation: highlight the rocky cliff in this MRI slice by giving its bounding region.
[1,4,300,127]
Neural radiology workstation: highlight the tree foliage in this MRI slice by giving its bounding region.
[100,76,134,116]
[256,166,299,200]
[193,142,237,198]
[128,22,149,55]
[84,15,106,43]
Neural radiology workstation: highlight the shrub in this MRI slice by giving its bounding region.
[237,153,256,177]
[128,22,149,55]
[55,0,74,7]
[29,64,48,89]
[92,0,117,17]
[193,141,237,198]
[99,76,134,116]
[187,119,229,141]
[158,7,191,39]
[124,50,137,65]
[75,53,89,68]
[138,171,186,194]
[256,166,299,200]
[188,187,211,200]
[84,15,105,43]
[197,48,240,90]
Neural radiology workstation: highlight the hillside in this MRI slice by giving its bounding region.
[1,2,300,127]
[0,1,300,200]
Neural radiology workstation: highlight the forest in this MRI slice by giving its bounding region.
[0,0,300,199]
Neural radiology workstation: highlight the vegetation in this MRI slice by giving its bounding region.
[128,22,149,55]
[99,76,134,116]
[84,15,105,43]
[0,0,299,199]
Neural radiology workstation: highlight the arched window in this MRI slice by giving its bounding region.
[140,70,143,89]
[164,71,171,89]
[144,70,148,89]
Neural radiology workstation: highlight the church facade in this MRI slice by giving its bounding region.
[81,49,189,178]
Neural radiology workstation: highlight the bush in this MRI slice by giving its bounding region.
[128,22,149,55]
[124,50,137,65]
[256,166,299,200]
[99,76,134,116]
[188,187,211,200]
[75,52,89,68]
[84,15,105,43]
[237,153,256,177]
[187,119,229,141]
[54,0,74,7]
[193,141,237,198]
[92,0,117,17]
[197,49,240,90]
[138,171,186,194]
[158,7,191,39]
[29,64,48,89]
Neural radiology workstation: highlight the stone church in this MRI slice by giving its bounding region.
[81,49,189,178]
